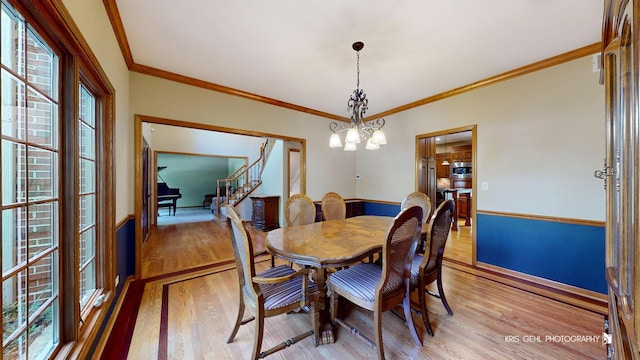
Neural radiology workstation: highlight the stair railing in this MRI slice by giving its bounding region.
[215,139,276,213]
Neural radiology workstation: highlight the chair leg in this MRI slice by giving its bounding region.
[437,273,453,315]
[329,285,337,323]
[227,293,245,343]
[374,308,385,360]
[403,292,422,346]
[252,307,265,360]
[311,301,320,346]
[419,281,434,337]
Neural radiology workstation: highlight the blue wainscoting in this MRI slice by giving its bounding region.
[363,201,401,217]
[89,216,136,355]
[476,213,606,294]
[115,217,136,294]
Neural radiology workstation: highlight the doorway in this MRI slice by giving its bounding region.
[416,125,476,266]
[133,115,306,279]
[288,148,301,196]
[142,139,150,243]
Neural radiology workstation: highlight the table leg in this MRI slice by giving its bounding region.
[313,267,334,344]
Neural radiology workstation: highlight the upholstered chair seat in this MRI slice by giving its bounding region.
[257,265,319,310]
[328,206,424,360]
[226,205,320,359]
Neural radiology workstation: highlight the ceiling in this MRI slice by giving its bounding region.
[113,1,603,120]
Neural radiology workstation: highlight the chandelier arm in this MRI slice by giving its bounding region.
[362,118,385,129]
[329,121,352,134]
[360,128,374,138]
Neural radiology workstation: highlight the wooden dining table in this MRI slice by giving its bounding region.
[265,215,402,345]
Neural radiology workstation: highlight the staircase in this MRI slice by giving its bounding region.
[214,138,275,221]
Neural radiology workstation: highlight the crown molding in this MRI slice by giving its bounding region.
[103,2,601,123]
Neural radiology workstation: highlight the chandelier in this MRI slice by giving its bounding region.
[329,41,387,151]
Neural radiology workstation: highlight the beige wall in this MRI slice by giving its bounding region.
[149,124,266,160]
[355,55,604,221]
[131,55,604,221]
[130,72,357,201]
[62,0,604,222]
[62,0,133,222]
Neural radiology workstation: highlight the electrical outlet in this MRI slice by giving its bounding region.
[115,275,120,288]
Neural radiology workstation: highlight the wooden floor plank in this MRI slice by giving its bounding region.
[105,216,606,359]
[145,260,605,359]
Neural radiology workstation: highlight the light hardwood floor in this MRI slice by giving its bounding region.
[444,219,473,265]
[119,217,606,359]
[141,216,473,279]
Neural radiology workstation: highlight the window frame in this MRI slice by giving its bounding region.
[2,0,115,358]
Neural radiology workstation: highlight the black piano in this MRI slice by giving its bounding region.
[157,182,182,216]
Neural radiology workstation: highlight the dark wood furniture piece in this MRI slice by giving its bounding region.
[250,195,280,231]
[226,206,320,358]
[157,182,182,216]
[328,207,424,358]
[266,215,429,345]
[202,194,215,209]
[410,199,455,336]
[451,178,471,189]
[314,199,364,222]
[458,193,472,226]
[345,200,364,218]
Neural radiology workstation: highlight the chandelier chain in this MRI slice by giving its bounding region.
[356,50,360,90]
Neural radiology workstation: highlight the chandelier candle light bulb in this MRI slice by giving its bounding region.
[329,41,387,151]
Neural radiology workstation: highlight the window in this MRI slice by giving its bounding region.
[78,84,97,311]
[1,1,114,358]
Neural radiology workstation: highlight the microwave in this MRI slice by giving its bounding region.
[450,162,472,179]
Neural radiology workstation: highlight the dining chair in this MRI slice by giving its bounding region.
[328,206,424,359]
[401,191,432,253]
[410,199,455,337]
[285,193,316,226]
[226,205,320,359]
[274,193,317,267]
[321,192,346,221]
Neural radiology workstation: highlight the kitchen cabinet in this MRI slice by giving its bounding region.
[463,148,473,161]
[250,195,280,230]
[436,144,471,178]
[436,154,450,178]
[449,144,472,162]
[452,178,471,189]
